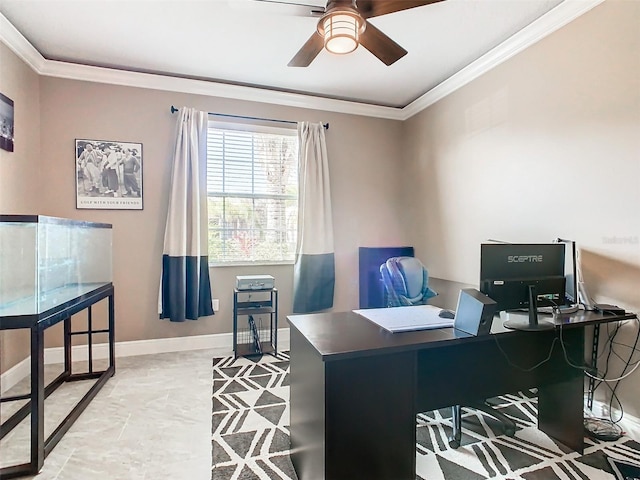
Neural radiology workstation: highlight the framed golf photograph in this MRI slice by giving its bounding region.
[0,92,14,152]
[76,139,143,210]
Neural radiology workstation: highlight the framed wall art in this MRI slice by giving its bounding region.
[0,92,14,152]
[76,139,143,210]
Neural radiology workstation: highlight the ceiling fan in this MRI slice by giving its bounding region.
[284,0,446,67]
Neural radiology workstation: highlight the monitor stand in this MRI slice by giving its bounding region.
[504,285,555,331]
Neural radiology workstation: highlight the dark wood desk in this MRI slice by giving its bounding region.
[287,278,636,480]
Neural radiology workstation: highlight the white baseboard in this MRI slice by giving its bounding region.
[1,328,291,394]
[0,359,31,395]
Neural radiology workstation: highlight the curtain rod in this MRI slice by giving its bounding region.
[170,106,328,130]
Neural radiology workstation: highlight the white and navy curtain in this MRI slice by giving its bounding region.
[293,122,335,313]
[159,107,214,322]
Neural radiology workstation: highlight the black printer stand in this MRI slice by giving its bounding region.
[233,288,278,359]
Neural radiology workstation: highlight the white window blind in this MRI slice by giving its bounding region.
[207,122,299,264]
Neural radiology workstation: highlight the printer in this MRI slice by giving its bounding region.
[236,275,275,291]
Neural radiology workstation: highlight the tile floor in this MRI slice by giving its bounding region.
[1,348,226,480]
[3,348,639,480]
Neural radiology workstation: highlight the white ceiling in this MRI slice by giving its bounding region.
[0,0,593,111]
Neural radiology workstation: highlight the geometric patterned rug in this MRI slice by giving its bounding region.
[212,351,296,480]
[212,352,640,480]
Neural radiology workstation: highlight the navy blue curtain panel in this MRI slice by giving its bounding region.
[159,107,214,322]
[293,253,335,313]
[293,122,335,313]
[160,255,213,321]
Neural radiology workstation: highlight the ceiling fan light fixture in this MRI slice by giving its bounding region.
[320,10,363,55]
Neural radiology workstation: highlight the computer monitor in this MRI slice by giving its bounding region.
[480,243,566,331]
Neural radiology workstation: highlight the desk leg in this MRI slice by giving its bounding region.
[538,328,585,453]
[538,377,584,453]
[109,292,116,371]
[289,328,416,480]
[63,317,72,377]
[325,352,417,480]
[30,326,45,473]
[290,330,325,480]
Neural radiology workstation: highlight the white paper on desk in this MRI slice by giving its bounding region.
[353,305,454,333]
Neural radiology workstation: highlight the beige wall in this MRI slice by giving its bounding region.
[0,41,41,373]
[35,78,405,348]
[403,0,640,417]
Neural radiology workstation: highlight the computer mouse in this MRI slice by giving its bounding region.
[439,309,455,319]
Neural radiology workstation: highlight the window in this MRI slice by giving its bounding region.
[207,122,299,264]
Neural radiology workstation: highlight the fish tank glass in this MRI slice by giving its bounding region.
[0,215,112,317]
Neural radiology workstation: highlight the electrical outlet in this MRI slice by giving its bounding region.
[213,299,220,311]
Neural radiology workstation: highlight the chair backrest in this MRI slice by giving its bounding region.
[380,256,437,307]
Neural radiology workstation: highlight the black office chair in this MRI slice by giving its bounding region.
[380,256,516,448]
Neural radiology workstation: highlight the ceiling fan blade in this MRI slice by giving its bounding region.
[359,21,407,66]
[238,0,325,16]
[288,31,325,67]
[357,0,445,19]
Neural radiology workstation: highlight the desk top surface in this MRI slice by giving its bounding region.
[287,278,636,361]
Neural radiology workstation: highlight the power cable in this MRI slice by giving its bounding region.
[493,335,558,372]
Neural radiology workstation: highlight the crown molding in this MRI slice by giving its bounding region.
[0,13,402,120]
[401,0,605,120]
[1,0,602,121]
[38,59,405,120]
[0,11,46,72]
